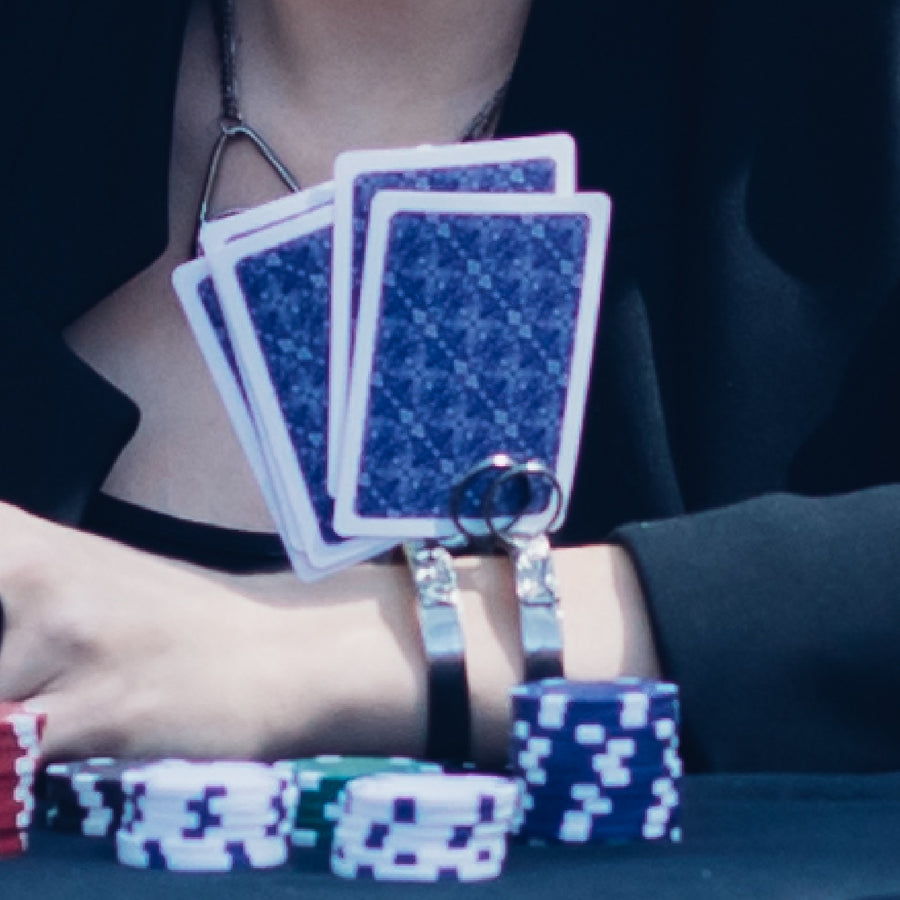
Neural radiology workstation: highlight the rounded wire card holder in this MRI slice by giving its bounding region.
[451,457,566,683]
[403,538,471,763]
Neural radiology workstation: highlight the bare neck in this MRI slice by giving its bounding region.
[232,0,532,146]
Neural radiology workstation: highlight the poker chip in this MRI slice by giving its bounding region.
[0,703,46,857]
[330,851,503,883]
[43,758,142,838]
[509,678,684,845]
[330,773,520,882]
[114,760,296,871]
[277,755,442,854]
[337,773,521,824]
[116,830,288,872]
[121,760,290,797]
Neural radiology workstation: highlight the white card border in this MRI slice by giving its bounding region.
[334,188,612,540]
[199,181,335,254]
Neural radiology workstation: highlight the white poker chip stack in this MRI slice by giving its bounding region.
[115,760,298,872]
[330,773,522,882]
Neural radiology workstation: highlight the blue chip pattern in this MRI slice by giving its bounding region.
[509,678,684,845]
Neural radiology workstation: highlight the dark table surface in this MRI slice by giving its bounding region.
[1,773,899,900]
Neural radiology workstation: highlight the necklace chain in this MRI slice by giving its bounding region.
[212,0,511,149]
[197,0,511,246]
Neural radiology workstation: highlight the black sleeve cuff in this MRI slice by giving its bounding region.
[611,487,900,773]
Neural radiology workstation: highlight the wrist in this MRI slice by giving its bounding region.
[253,563,428,760]
[554,543,660,681]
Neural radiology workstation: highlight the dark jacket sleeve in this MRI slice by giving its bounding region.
[614,486,900,774]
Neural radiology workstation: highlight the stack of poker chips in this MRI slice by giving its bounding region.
[0,702,46,857]
[115,760,298,872]
[44,758,139,837]
[330,773,521,882]
[509,678,683,844]
[279,755,443,854]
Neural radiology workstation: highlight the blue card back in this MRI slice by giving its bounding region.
[233,231,346,546]
[350,159,558,326]
[350,207,592,525]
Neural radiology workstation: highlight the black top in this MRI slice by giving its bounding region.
[82,493,290,572]
[5,0,900,773]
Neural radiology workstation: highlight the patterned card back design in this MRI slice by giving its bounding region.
[355,210,590,520]
[350,159,558,325]
[234,231,345,544]
[198,276,245,395]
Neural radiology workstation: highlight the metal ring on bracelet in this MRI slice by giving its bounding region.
[482,460,565,681]
[449,454,517,543]
[482,459,565,549]
[403,540,471,763]
[450,457,566,683]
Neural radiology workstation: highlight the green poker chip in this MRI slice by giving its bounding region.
[278,756,443,855]
[284,755,442,790]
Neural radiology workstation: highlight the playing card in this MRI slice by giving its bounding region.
[333,189,612,541]
[198,179,335,254]
[173,257,293,542]
[172,257,357,581]
[202,199,395,571]
[328,133,577,493]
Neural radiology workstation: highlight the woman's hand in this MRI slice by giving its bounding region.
[0,501,317,759]
[0,501,418,760]
[0,501,656,767]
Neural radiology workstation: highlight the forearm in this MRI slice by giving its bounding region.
[246,544,659,768]
[0,501,657,765]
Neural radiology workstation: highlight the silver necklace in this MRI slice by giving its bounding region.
[197,0,512,240]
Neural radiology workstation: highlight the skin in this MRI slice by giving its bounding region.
[2,0,660,767]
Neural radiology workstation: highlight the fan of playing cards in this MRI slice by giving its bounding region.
[172,134,612,581]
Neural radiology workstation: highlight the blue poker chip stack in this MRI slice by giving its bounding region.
[509,678,683,844]
[330,773,522,882]
[115,760,298,872]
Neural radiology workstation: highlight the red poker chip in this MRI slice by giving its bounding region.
[0,769,34,784]
[0,808,33,826]
[0,799,32,819]
[0,740,34,751]
[0,727,42,741]
[0,779,34,798]
[0,783,33,802]
[0,721,44,740]
[0,782,34,799]
[0,756,39,769]
[0,731,43,747]
[0,718,46,745]
[0,807,30,828]
[0,757,33,769]
[0,832,27,857]
[0,814,30,833]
